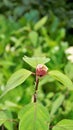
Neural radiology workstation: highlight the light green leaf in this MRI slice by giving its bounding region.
[50,94,65,117]
[34,16,48,30]
[0,69,32,98]
[4,110,13,130]
[0,110,13,130]
[49,70,73,90]
[53,119,73,130]
[23,56,50,68]
[64,62,73,80]
[0,60,15,66]
[0,111,7,126]
[29,31,38,46]
[18,102,49,130]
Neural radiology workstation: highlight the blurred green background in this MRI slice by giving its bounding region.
[0,0,73,129]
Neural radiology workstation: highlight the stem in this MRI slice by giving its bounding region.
[31,72,35,76]
[34,76,39,103]
[2,125,4,130]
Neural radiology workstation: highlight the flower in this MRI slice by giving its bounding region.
[67,55,73,63]
[36,64,48,77]
[65,46,73,63]
[65,46,73,55]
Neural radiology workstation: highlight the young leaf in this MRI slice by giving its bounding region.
[50,94,65,117]
[53,119,73,130]
[49,70,73,90]
[23,56,50,68]
[34,16,48,30]
[0,69,32,98]
[18,102,49,130]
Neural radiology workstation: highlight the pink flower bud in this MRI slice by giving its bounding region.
[36,64,48,77]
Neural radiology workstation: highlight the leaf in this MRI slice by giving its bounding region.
[53,119,73,130]
[50,17,59,34]
[0,111,7,126]
[4,110,13,130]
[34,16,48,30]
[0,60,15,67]
[18,102,49,130]
[29,31,38,46]
[49,70,73,90]
[23,56,50,68]
[0,69,32,98]
[64,62,73,80]
[50,94,65,117]
[25,9,39,22]
[0,110,13,130]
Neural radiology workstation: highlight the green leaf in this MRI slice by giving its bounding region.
[49,70,73,90]
[29,31,38,47]
[53,119,73,130]
[23,56,50,68]
[64,62,73,80]
[0,110,13,130]
[0,111,7,126]
[0,69,32,98]
[18,102,49,130]
[34,16,48,30]
[50,94,65,117]
[50,17,59,34]
[4,110,13,130]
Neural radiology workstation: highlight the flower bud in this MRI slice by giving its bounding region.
[36,64,48,77]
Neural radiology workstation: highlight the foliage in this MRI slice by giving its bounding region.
[0,55,73,129]
[53,119,73,130]
[0,0,73,44]
[19,102,49,130]
[0,1,73,129]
